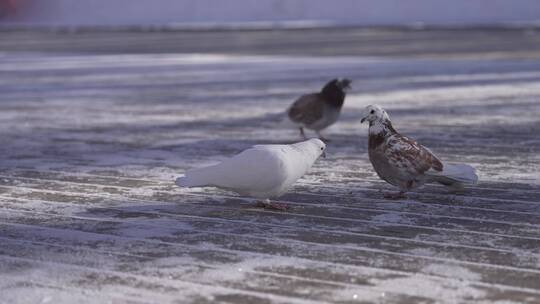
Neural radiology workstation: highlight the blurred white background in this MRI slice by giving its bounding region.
[2,0,540,26]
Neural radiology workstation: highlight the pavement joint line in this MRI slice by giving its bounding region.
[2,207,540,275]
[1,194,537,256]
[3,220,540,296]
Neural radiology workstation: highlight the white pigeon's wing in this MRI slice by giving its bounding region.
[197,146,288,194]
[252,144,288,150]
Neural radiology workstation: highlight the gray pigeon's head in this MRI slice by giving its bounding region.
[360,104,390,124]
[320,78,351,108]
[322,78,352,93]
[336,78,352,91]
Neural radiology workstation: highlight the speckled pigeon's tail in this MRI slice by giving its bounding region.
[428,163,478,186]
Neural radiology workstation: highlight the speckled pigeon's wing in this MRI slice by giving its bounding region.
[287,93,325,126]
[385,133,443,176]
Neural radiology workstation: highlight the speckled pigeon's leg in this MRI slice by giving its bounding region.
[255,199,290,211]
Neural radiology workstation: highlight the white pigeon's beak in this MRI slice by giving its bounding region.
[321,150,327,158]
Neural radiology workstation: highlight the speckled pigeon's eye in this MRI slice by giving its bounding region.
[370,110,375,114]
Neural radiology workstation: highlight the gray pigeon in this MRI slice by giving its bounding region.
[360,105,478,199]
[288,78,351,141]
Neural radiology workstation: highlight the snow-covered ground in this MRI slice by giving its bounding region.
[0,28,540,303]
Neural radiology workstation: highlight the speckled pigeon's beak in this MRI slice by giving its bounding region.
[360,116,367,124]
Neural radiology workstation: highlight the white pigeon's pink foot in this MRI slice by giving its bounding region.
[383,191,407,199]
[255,200,290,211]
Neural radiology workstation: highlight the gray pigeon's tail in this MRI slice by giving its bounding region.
[428,163,478,186]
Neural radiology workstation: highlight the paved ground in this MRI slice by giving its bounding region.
[0,27,540,303]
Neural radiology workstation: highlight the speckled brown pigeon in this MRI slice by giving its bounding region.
[360,105,478,199]
[288,78,351,142]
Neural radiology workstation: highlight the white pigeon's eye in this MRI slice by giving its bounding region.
[320,147,324,150]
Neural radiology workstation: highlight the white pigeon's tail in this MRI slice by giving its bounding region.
[176,167,216,188]
[427,163,478,186]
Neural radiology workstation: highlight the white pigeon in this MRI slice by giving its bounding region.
[360,104,478,199]
[176,138,326,210]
